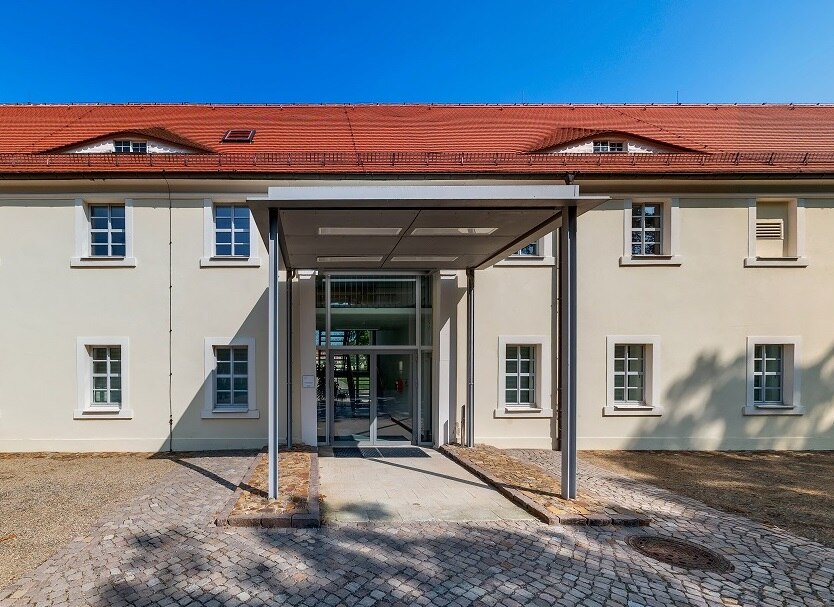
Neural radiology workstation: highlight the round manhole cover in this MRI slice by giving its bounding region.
[627,535,734,573]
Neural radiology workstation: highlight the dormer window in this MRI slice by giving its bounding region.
[113,140,147,154]
[593,140,626,153]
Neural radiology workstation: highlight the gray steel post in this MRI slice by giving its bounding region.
[466,268,475,447]
[268,209,280,499]
[286,269,293,449]
[559,206,578,499]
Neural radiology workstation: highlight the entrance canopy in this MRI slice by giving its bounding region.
[257,183,604,270]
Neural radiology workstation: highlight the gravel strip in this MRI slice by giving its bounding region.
[0,453,176,588]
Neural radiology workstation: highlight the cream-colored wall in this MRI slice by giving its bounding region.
[467,266,557,449]
[0,194,271,452]
[577,197,834,449]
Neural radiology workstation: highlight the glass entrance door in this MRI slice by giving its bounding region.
[375,353,414,443]
[331,353,372,444]
[323,351,414,445]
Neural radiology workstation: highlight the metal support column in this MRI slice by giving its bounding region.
[267,208,280,499]
[286,269,294,449]
[559,206,578,499]
[466,268,475,447]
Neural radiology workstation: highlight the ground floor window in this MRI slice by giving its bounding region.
[203,337,258,418]
[505,345,535,406]
[604,335,662,416]
[745,337,802,415]
[496,335,552,418]
[75,337,132,419]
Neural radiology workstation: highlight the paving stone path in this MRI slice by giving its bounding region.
[1,451,833,607]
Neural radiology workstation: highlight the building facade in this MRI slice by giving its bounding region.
[1,104,832,452]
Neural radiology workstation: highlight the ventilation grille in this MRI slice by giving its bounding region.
[222,129,256,143]
[756,219,784,239]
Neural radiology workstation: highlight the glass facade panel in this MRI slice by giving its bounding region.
[420,351,432,444]
[329,275,417,346]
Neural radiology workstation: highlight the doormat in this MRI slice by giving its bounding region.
[332,447,430,458]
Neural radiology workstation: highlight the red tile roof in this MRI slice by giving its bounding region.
[2,103,834,176]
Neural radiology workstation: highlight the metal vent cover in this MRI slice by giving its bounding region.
[627,535,734,573]
[756,218,784,239]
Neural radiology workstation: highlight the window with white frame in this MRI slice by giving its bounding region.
[203,337,258,418]
[514,241,539,256]
[214,205,250,257]
[72,198,136,267]
[745,337,802,415]
[631,203,662,256]
[745,198,807,267]
[620,198,681,266]
[214,346,249,408]
[505,345,535,406]
[605,335,662,416]
[496,335,552,417]
[90,346,122,406]
[114,140,147,154]
[89,204,126,257]
[75,337,131,419]
[200,200,261,267]
[613,344,645,404]
[593,140,626,153]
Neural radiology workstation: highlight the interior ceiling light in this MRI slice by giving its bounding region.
[390,256,459,262]
[318,227,402,236]
[316,256,383,263]
[410,227,498,236]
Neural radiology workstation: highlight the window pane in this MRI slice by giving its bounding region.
[520,376,530,389]
[90,206,109,218]
[216,244,232,256]
[217,362,231,375]
[233,206,249,221]
[216,231,232,244]
[614,345,625,358]
[93,377,107,389]
[765,375,781,388]
[93,390,108,403]
[614,374,624,388]
[93,361,107,374]
[216,348,231,361]
[765,345,782,358]
[233,242,250,257]
[112,232,126,244]
[627,387,643,401]
[233,361,248,374]
[110,206,125,218]
[232,348,247,361]
[614,388,625,401]
[215,206,232,218]
[216,391,231,405]
[506,360,517,374]
[519,390,531,403]
[519,346,531,359]
[506,376,517,389]
[233,378,248,391]
[110,390,122,404]
[111,245,126,257]
[505,390,517,404]
[92,347,108,360]
[233,391,248,405]
[216,377,231,391]
[520,360,531,373]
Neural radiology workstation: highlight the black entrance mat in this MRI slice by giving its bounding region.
[332,447,430,458]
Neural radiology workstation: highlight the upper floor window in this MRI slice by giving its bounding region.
[214,205,250,257]
[90,204,126,257]
[593,140,626,153]
[113,140,147,154]
[631,203,663,256]
[515,242,539,256]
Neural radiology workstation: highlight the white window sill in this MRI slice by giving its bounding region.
[603,404,664,417]
[200,256,262,268]
[744,256,808,268]
[202,408,260,419]
[495,256,556,267]
[71,257,137,268]
[743,404,805,416]
[74,407,134,420]
[619,255,682,267]
[494,406,553,418]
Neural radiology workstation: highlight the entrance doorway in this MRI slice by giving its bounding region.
[324,351,415,445]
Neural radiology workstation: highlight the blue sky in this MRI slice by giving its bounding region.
[1,1,833,104]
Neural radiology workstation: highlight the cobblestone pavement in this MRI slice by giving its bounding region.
[2,451,833,607]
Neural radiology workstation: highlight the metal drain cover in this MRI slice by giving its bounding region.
[627,535,734,573]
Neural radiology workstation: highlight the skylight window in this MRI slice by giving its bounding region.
[114,140,147,154]
[222,129,256,143]
[592,140,626,153]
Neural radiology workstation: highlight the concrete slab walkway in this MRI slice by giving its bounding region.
[318,447,534,523]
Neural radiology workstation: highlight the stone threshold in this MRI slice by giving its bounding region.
[215,449,321,529]
[440,444,650,527]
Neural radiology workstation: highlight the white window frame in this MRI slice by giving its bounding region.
[71,198,137,267]
[203,337,259,418]
[604,335,663,416]
[620,198,681,266]
[75,336,132,419]
[497,233,556,266]
[200,199,261,267]
[113,140,148,154]
[745,198,808,267]
[593,140,627,153]
[744,336,803,416]
[495,335,552,418]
